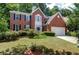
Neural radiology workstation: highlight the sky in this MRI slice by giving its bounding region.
[47,3,75,9]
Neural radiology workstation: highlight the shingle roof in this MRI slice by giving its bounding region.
[46,12,66,25]
[10,11,30,15]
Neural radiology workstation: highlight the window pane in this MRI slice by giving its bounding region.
[37,16,40,21]
[26,15,29,21]
[16,25,19,31]
[24,15,26,20]
[26,25,30,29]
[15,14,20,20]
[26,16,27,20]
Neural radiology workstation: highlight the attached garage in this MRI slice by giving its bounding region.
[51,27,65,36]
[46,12,67,36]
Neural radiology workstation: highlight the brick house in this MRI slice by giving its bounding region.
[10,8,67,35]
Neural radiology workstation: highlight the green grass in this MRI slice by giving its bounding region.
[0,36,79,53]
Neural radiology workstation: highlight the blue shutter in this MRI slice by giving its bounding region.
[13,24,15,30]
[20,14,21,20]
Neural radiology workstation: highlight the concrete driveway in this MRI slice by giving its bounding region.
[57,36,78,44]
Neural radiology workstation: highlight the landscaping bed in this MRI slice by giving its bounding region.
[0,30,79,55]
[0,36,79,55]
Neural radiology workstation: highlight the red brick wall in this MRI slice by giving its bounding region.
[47,14,67,32]
[10,13,30,31]
[31,9,46,31]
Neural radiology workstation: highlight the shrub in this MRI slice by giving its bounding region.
[61,49,66,55]
[66,32,71,36]
[69,31,77,37]
[55,50,61,55]
[3,48,11,55]
[24,28,29,31]
[33,33,47,39]
[76,32,79,38]
[29,44,54,55]
[65,51,72,55]
[74,53,79,55]
[11,45,27,55]
[30,44,43,52]
[1,44,79,55]
[0,32,18,42]
[27,29,37,38]
[42,47,54,55]
[18,31,27,37]
[66,31,77,37]
[2,45,27,55]
[43,31,55,36]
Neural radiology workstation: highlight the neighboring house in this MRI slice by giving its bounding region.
[10,8,67,35]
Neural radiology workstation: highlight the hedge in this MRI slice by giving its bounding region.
[66,31,77,37]
[0,32,19,42]
[43,31,55,36]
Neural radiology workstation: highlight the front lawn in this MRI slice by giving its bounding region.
[0,36,79,53]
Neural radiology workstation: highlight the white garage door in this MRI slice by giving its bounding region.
[51,27,65,36]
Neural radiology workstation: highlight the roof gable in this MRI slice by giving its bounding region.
[31,8,47,18]
[46,12,65,25]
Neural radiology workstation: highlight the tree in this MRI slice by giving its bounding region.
[67,3,79,32]
[0,18,8,32]
[0,3,32,29]
[60,8,72,17]
[32,3,51,16]
[19,3,32,13]
[50,6,59,15]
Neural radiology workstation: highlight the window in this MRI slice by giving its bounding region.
[15,25,19,31]
[24,25,30,29]
[24,15,30,21]
[13,24,15,30]
[35,15,41,22]
[26,25,30,29]
[26,15,30,21]
[15,14,20,20]
[28,16,30,21]
[37,16,40,21]
[24,15,26,20]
